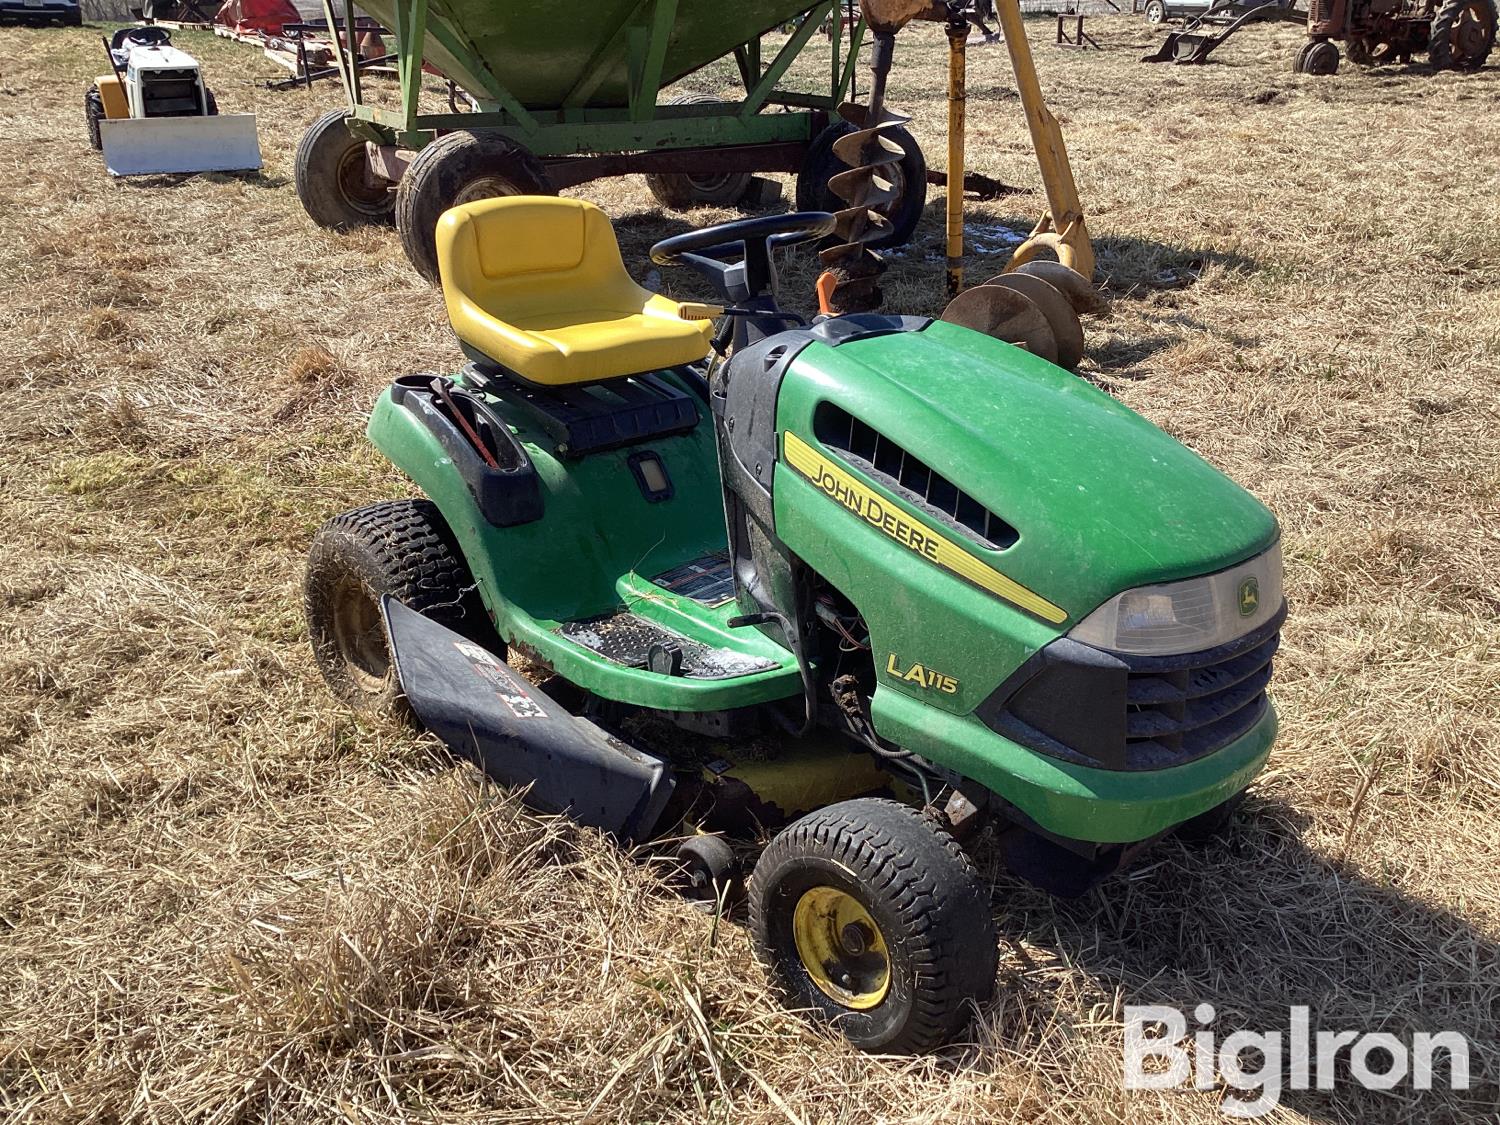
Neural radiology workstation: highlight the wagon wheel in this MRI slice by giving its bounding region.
[795,119,928,252]
[395,130,556,284]
[644,94,755,210]
[1429,0,1497,69]
[295,110,397,230]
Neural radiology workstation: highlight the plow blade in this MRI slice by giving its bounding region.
[1142,29,1222,62]
[382,597,675,841]
[100,114,261,176]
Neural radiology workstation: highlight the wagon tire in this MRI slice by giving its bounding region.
[644,94,756,210]
[748,798,997,1054]
[304,499,495,720]
[1429,0,1496,69]
[395,130,555,284]
[295,109,397,231]
[86,84,104,151]
[795,119,927,251]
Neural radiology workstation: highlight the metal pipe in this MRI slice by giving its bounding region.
[944,17,966,299]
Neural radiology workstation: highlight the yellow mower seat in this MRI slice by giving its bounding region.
[435,196,714,387]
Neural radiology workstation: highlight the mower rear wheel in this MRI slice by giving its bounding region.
[295,109,396,232]
[1430,0,1497,69]
[748,798,997,1053]
[85,84,104,151]
[304,499,493,718]
[795,119,927,251]
[395,130,555,285]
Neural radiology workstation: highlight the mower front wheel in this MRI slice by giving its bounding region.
[304,499,493,719]
[748,798,997,1054]
[295,109,397,231]
[395,130,556,284]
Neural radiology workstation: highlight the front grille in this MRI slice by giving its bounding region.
[1121,629,1278,770]
[141,70,201,116]
[977,607,1284,772]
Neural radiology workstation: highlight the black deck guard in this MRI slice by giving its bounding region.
[382,597,675,841]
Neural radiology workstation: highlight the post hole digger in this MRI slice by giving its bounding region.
[85,26,261,177]
[304,193,1286,1052]
[817,0,1105,371]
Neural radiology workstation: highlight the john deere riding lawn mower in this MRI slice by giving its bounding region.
[304,196,1285,1052]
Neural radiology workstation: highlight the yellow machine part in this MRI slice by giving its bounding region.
[702,739,894,828]
[435,196,713,387]
[991,0,1095,280]
[95,75,129,120]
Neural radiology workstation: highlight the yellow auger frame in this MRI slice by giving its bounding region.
[987,0,1093,284]
[864,0,1094,292]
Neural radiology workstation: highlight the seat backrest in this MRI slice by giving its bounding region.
[437,196,645,324]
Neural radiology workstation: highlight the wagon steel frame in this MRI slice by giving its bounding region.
[319,0,868,181]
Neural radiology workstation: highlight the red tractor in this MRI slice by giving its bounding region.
[1293,0,1496,72]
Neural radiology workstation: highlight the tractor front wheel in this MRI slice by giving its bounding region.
[795,119,927,251]
[748,798,997,1053]
[304,499,493,718]
[294,109,397,232]
[1430,0,1497,69]
[395,130,556,284]
[1293,39,1341,73]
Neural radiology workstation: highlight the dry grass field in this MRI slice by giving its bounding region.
[1,12,1498,1123]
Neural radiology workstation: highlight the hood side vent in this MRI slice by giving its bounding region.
[813,403,1019,550]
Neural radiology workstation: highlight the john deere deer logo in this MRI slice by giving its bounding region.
[1237,576,1260,618]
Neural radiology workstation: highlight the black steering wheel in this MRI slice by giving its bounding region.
[116,25,172,49]
[650,211,835,305]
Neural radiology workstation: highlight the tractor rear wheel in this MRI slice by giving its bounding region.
[295,109,396,232]
[304,499,493,718]
[1430,0,1497,69]
[644,95,756,210]
[85,84,104,151]
[748,798,997,1053]
[395,130,555,285]
[795,119,928,251]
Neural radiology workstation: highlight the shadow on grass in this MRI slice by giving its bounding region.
[963,795,1497,1122]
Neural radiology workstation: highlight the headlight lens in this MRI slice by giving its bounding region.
[1068,543,1282,656]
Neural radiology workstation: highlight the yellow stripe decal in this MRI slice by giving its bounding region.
[783,431,1068,624]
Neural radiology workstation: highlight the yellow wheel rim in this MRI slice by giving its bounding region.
[791,886,891,1010]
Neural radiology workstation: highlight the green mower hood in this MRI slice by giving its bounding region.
[774,318,1280,629]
